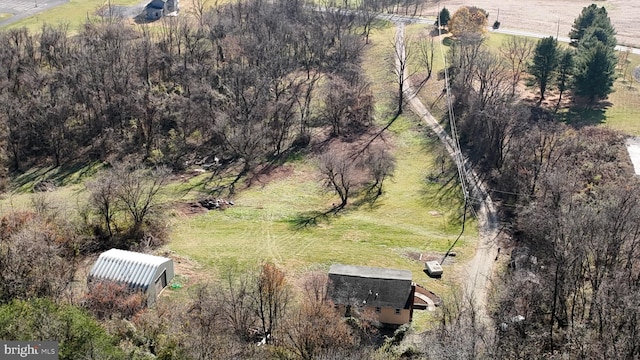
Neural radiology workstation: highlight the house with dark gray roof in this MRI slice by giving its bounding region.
[141,0,179,21]
[328,264,415,326]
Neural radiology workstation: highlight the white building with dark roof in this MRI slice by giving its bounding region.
[88,249,174,306]
[328,264,415,326]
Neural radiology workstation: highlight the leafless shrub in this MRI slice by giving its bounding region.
[83,280,146,320]
[0,211,77,304]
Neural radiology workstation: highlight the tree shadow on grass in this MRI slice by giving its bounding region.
[557,102,609,128]
[286,189,385,230]
[10,161,106,193]
[286,211,331,229]
[422,171,468,227]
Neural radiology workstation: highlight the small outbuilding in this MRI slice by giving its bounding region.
[425,261,443,277]
[88,248,174,306]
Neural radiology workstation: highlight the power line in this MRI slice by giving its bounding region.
[436,10,469,204]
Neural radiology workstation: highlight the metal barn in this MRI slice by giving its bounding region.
[88,249,174,306]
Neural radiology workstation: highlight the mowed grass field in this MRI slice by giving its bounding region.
[168,23,477,293]
[168,149,473,278]
[602,54,640,135]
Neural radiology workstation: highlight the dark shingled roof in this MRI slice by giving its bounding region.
[146,0,166,9]
[328,264,413,309]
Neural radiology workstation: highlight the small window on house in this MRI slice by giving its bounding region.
[375,307,381,313]
[394,308,401,315]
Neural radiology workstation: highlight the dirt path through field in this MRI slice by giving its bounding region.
[394,22,500,324]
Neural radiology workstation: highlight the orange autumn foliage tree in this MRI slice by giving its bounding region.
[449,6,489,37]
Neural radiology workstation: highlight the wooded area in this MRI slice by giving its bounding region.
[434,4,640,359]
[0,0,386,174]
[0,0,639,359]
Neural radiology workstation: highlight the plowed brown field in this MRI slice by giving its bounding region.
[419,0,640,47]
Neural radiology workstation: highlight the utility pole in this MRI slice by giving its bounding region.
[556,18,560,39]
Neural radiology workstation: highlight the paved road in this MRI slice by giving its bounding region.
[321,7,640,54]
[379,11,640,54]
[491,27,640,55]
[0,0,68,27]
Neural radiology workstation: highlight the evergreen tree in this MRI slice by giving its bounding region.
[436,8,451,28]
[580,25,617,50]
[573,40,617,104]
[555,49,574,111]
[570,4,617,104]
[528,36,558,105]
[569,4,616,47]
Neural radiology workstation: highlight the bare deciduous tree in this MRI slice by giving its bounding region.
[422,289,490,360]
[317,146,357,211]
[363,143,396,199]
[499,36,534,96]
[255,262,290,344]
[83,281,146,320]
[87,163,169,249]
[181,286,234,359]
[282,272,357,359]
[221,269,256,342]
[321,77,373,137]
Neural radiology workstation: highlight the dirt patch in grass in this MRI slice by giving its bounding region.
[405,251,457,264]
[173,201,208,216]
[158,251,211,294]
[247,163,296,188]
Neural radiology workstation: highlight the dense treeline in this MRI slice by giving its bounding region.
[0,0,401,248]
[0,0,378,176]
[439,4,640,359]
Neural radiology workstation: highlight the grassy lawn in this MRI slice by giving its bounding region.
[168,23,477,300]
[601,53,640,135]
[168,136,475,273]
[0,13,12,21]
[549,52,640,134]
[487,33,640,135]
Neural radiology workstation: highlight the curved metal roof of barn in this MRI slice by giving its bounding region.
[88,249,171,291]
